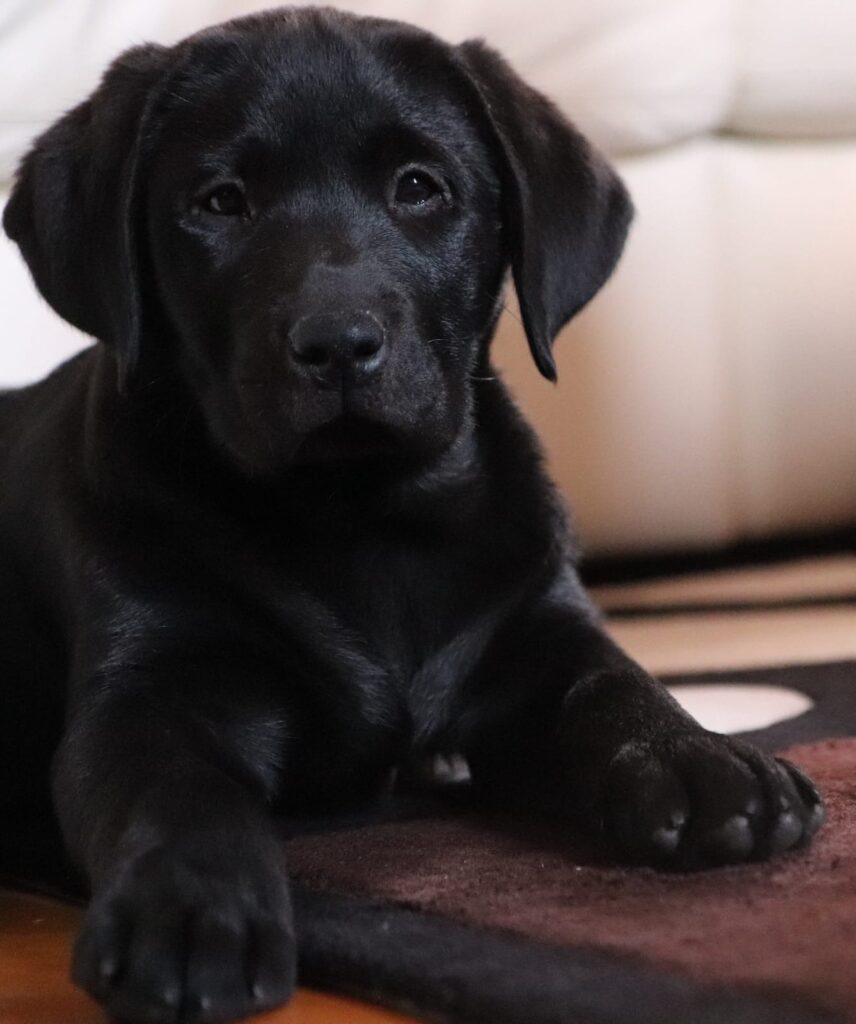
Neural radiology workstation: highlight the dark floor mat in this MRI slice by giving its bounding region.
[283,659,856,1023]
[287,735,855,1023]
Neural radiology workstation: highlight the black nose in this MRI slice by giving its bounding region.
[287,311,386,387]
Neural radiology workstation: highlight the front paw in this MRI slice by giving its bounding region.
[600,732,825,868]
[72,843,296,1023]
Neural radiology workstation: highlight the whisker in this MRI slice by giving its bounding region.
[502,303,524,327]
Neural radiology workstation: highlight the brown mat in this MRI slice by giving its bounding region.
[288,738,856,1023]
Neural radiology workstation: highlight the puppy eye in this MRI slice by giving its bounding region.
[394,170,443,208]
[201,183,248,216]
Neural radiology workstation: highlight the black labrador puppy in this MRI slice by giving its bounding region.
[1,7,824,1023]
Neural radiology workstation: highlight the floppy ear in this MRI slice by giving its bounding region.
[457,41,633,381]
[2,44,169,388]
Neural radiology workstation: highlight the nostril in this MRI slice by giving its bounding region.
[353,335,383,360]
[297,343,330,367]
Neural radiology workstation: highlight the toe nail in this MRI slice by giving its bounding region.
[165,987,181,1008]
[651,825,681,855]
[669,809,688,830]
[98,957,118,981]
[709,814,753,859]
[809,801,826,832]
[770,810,802,852]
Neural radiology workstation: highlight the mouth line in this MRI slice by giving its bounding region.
[293,412,400,463]
[237,376,380,397]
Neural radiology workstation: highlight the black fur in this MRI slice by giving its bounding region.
[1,8,823,1023]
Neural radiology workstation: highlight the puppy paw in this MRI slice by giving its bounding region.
[72,844,296,1023]
[600,732,825,868]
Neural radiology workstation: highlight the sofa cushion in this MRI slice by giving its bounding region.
[2,0,856,183]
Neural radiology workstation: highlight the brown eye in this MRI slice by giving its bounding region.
[394,170,443,208]
[202,184,248,216]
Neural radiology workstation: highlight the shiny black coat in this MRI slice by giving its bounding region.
[1,9,823,1023]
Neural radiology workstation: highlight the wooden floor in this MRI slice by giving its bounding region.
[0,890,415,1024]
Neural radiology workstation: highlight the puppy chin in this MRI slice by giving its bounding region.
[290,415,400,464]
[227,414,459,478]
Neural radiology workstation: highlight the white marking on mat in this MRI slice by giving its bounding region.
[667,684,813,734]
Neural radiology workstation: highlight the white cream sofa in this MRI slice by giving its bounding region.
[2,0,855,554]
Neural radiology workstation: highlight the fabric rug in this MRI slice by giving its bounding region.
[7,551,856,1023]
[285,553,856,1023]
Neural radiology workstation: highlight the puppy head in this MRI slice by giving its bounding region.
[3,8,631,473]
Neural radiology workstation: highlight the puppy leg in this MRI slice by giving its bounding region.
[459,590,825,867]
[55,657,296,1024]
